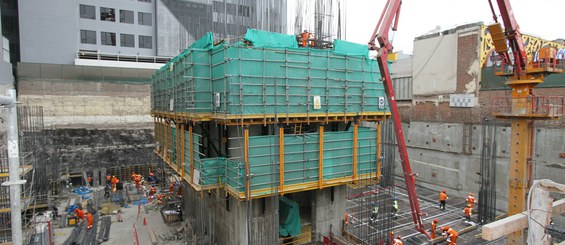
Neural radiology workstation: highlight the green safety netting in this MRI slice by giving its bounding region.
[333,39,370,58]
[151,29,390,116]
[244,28,298,48]
[279,196,301,237]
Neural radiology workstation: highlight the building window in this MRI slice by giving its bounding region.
[100,7,115,22]
[119,10,134,24]
[80,5,96,19]
[138,35,152,49]
[80,30,96,44]
[101,32,116,46]
[138,12,152,26]
[138,0,151,2]
[120,34,135,47]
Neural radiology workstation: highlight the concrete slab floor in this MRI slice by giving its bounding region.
[52,188,185,245]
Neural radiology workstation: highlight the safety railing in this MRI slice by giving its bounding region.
[493,58,565,75]
[77,51,171,64]
[491,96,564,118]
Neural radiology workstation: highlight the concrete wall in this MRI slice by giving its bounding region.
[18,0,156,65]
[0,11,14,92]
[399,121,565,213]
[412,33,457,96]
[18,0,78,64]
[312,185,346,240]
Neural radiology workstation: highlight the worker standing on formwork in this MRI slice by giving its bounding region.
[430,219,439,239]
[441,226,458,245]
[391,197,399,219]
[370,202,379,225]
[393,235,403,245]
[466,192,476,211]
[463,205,472,223]
[300,30,311,47]
[439,189,448,210]
[111,176,119,192]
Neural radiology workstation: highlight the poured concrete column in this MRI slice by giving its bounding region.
[312,185,346,240]
[0,90,26,245]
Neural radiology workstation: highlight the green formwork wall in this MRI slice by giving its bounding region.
[180,127,378,194]
[151,29,389,116]
[211,45,385,115]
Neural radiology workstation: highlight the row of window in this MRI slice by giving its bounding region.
[80,5,152,26]
[80,30,152,49]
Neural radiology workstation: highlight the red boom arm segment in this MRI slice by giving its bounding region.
[368,0,430,239]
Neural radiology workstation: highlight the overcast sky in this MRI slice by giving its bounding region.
[345,0,565,54]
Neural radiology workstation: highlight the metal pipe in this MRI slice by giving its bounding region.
[0,89,25,245]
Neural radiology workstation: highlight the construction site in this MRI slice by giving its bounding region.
[1,0,565,244]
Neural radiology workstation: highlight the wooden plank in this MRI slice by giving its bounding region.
[149,229,158,245]
[482,198,565,240]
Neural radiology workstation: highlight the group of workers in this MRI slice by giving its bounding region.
[72,207,94,229]
[438,189,477,223]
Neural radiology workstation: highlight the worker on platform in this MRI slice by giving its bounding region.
[441,226,458,245]
[391,197,399,219]
[86,211,93,229]
[393,235,403,245]
[300,30,311,47]
[149,185,157,197]
[439,189,448,211]
[466,192,477,210]
[111,176,120,192]
[134,173,142,190]
[430,219,439,239]
[463,205,472,223]
[370,202,379,224]
[87,175,93,187]
[148,172,156,182]
[73,207,85,223]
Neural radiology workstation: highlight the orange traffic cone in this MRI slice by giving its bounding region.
[143,217,147,226]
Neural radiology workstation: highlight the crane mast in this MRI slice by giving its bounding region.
[368,0,430,238]
[488,0,564,243]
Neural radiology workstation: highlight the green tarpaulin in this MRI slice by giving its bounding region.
[279,196,301,237]
[244,28,298,48]
[333,39,369,58]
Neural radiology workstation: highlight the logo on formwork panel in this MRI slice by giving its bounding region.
[313,96,321,110]
[378,97,385,109]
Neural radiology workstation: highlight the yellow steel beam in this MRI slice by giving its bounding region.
[353,123,358,181]
[279,127,285,194]
[376,121,382,182]
[181,123,185,177]
[318,126,324,189]
[507,119,532,243]
[189,125,194,184]
[244,128,250,200]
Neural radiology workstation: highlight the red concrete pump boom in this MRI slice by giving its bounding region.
[368,0,430,238]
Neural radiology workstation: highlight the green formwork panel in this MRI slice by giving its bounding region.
[323,131,354,179]
[247,136,279,191]
[284,134,320,186]
[152,29,390,116]
[211,45,386,115]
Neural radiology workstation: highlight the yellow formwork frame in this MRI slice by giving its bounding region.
[163,119,168,161]
[353,123,358,180]
[279,127,285,194]
[189,125,194,184]
[180,123,185,177]
[376,121,382,182]
[244,128,250,200]
[318,126,324,189]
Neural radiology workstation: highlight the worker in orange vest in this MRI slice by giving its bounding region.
[393,235,403,245]
[149,185,156,197]
[86,211,93,229]
[466,192,477,210]
[441,226,458,245]
[73,208,85,223]
[463,205,472,222]
[439,189,448,210]
[430,219,439,239]
[111,176,119,192]
[134,174,142,189]
[300,30,311,47]
[87,176,93,186]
